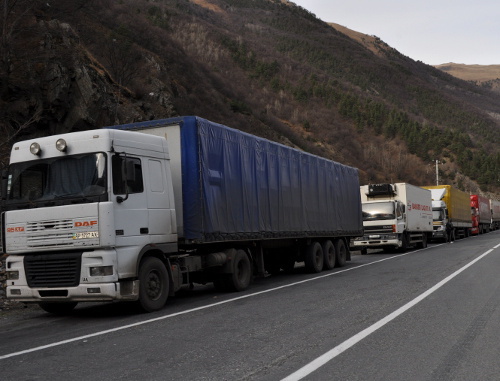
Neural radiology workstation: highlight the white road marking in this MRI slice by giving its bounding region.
[0,248,424,360]
[282,246,498,381]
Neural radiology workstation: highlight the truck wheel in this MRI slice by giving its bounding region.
[138,257,169,312]
[360,248,368,255]
[227,249,252,292]
[334,239,347,267]
[38,302,78,315]
[399,233,409,252]
[304,241,324,273]
[322,240,336,270]
[416,233,427,249]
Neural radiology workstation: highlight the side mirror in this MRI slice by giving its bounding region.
[1,169,8,200]
[117,155,134,204]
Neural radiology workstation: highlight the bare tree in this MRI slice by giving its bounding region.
[0,107,42,169]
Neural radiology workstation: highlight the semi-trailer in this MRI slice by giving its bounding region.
[1,116,363,313]
[421,185,472,241]
[352,183,433,253]
[470,194,490,235]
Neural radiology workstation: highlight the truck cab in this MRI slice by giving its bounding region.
[355,199,406,252]
[2,129,178,313]
[430,200,448,240]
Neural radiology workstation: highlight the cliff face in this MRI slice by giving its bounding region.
[0,14,176,163]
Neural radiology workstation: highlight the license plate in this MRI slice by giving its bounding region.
[73,231,99,239]
[369,235,381,239]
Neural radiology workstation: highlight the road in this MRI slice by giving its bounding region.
[1,231,499,380]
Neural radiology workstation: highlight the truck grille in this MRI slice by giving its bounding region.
[25,219,75,248]
[363,225,394,234]
[24,252,82,288]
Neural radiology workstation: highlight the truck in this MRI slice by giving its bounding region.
[421,185,472,241]
[1,116,363,313]
[470,194,490,235]
[352,183,433,253]
[490,199,500,231]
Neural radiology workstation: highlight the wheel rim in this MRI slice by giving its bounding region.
[146,270,162,300]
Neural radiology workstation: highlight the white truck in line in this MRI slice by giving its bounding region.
[352,183,433,253]
[1,116,363,314]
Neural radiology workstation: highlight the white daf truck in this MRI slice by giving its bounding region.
[1,116,363,314]
[352,183,433,253]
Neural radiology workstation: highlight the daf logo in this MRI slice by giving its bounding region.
[75,221,98,227]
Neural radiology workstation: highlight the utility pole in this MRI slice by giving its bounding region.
[435,159,439,186]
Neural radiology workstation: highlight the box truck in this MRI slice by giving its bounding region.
[470,194,490,235]
[490,199,500,231]
[352,183,432,253]
[1,116,363,313]
[421,185,472,241]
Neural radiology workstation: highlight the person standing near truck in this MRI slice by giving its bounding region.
[446,221,454,243]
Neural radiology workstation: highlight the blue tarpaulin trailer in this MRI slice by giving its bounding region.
[109,116,363,244]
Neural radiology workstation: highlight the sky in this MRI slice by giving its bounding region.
[291,0,499,65]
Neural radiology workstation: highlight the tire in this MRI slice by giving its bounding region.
[138,257,169,312]
[226,249,252,292]
[304,241,324,273]
[38,302,78,315]
[360,248,368,255]
[416,233,427,249]
[334,239,347,267]
[399,233,409,252]
[322,240,336,270]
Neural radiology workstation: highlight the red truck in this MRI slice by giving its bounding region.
[470,194,490,235]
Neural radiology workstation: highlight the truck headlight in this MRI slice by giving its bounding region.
[90,266,113,277]
[29,142,41,155]
[6,271,19,280]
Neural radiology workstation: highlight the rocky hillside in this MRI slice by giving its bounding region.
[0,0,499,195]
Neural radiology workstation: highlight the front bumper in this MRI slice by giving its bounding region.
[432,231,445,238]
[353,235,400,249]
[6,280,139,303]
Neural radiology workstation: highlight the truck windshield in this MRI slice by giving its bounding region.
[432,209,445,222]
[362,202,395,221]
[6,153,107,207]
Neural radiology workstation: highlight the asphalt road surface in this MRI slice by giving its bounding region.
[1,231,499,381]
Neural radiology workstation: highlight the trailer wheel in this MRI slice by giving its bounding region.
[334,239,347,267]
[227,249,252,292]
[322,240,336,270]
[138,257,169,312]
[38,302,78,315]
[305,241,324,273]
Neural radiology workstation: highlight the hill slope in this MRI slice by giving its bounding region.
[434,63,500,94]
[0,0,499,195]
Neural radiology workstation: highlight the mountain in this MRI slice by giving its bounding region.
[434,63,500,94]
[0,0,499,195]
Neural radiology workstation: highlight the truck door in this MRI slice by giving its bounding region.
[112,154,149,277]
